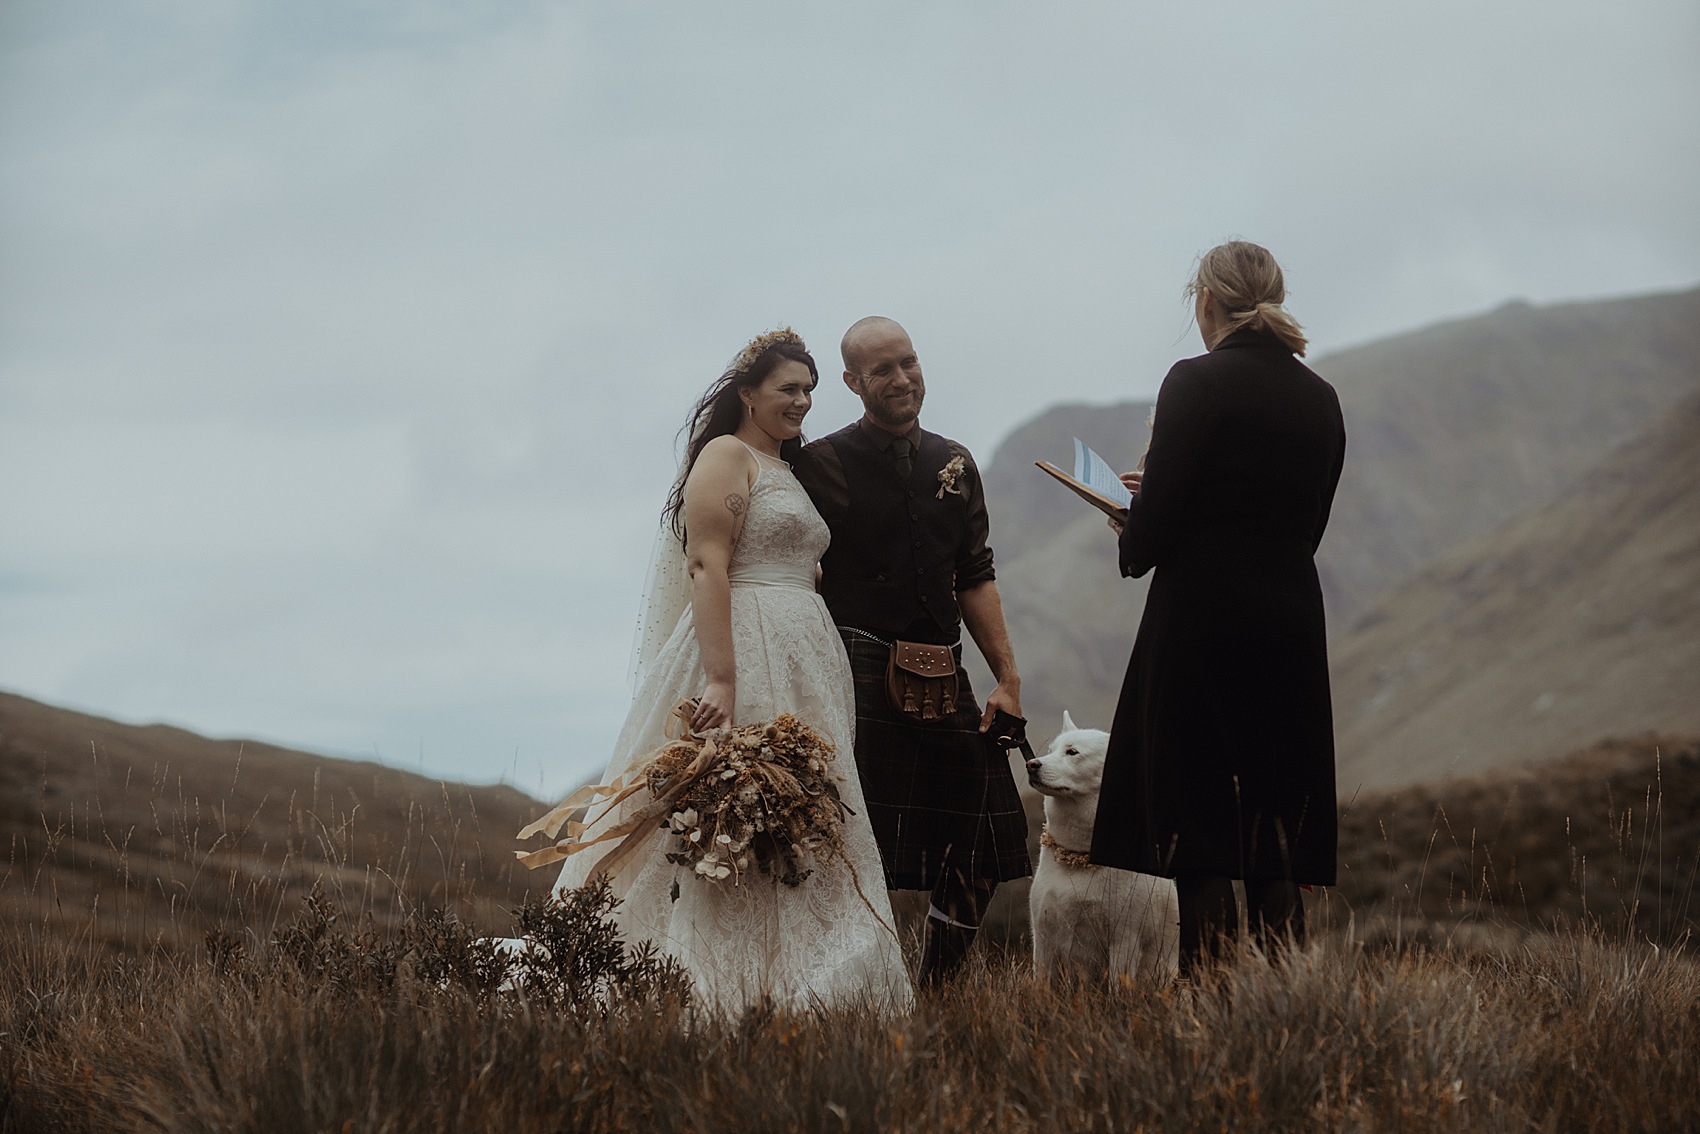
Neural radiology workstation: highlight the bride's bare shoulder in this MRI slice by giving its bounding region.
[699,433,752,456]
[686,435,760,487]
[697,433,760,466]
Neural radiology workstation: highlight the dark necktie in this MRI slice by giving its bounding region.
[891,436,913,479]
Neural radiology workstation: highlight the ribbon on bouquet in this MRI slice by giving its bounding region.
[513,701,724,877]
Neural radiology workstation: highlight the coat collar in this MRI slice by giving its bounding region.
[1212,326,1287,352]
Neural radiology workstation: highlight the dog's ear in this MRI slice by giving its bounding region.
[1062,709,1077,732]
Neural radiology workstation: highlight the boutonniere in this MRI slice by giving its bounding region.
[936,454,967,499]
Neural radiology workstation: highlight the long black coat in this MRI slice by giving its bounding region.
[1089,328,1346,885]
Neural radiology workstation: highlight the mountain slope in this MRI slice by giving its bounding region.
[1330,388,1700,791]
[1315,286,1700,627]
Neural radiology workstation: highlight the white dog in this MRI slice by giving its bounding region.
[1026,711,1179,982]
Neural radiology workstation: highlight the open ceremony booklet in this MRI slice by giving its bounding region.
[1035,439,1133,521]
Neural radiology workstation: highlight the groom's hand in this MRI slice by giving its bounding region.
[979,679,1022,732]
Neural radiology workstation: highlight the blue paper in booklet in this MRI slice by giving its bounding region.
[1072,439,1133,509]
[1032,439,1132,520]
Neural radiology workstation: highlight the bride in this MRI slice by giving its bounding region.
[553,328,914,1015]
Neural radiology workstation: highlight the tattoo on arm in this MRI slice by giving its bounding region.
[724,493,747,518]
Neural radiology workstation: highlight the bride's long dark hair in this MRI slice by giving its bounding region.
[662,334,819,544]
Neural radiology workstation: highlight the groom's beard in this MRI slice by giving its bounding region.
[863,388,924,430]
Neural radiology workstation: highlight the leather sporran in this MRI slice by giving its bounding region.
[885,640,959,721]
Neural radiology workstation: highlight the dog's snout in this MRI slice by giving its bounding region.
[1025,758,1042,775]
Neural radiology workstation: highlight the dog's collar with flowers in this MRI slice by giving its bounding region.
[1040,825,1097,870]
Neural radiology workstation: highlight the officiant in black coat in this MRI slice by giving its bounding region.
[1090,243,1346,976]
[794,316,1031,986]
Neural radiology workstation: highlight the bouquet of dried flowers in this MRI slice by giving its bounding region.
[644,712,845,886]
[516,705,849,891]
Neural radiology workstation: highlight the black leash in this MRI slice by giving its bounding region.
[985,709,1036,763]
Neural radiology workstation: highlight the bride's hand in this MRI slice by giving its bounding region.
[693,680,735,732]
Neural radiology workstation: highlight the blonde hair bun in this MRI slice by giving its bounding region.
[1188,242,1308,356]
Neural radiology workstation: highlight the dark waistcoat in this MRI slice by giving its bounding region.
[818,425,967,643]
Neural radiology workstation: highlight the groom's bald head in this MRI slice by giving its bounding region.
[841,316,924,430]
[841,316,909,374]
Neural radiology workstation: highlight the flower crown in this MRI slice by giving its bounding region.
[732,327,806,375]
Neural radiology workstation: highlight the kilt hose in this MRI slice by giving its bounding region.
[840,631,1032,891]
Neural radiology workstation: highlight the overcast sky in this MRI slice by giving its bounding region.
[2,1,1696,798]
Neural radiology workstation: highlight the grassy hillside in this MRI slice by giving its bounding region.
[6,723,1697,1134]
[1330,733,1698,948]
[9,687,1691,962]
[3,705,1694,1130]
[0,691,553,954]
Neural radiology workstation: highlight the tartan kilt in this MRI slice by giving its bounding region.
[840,631,1032,890]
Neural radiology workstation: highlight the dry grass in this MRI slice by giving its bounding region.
[3,892,1697,1134]
[4,700,1696,1132]
[1331,734,1700,951]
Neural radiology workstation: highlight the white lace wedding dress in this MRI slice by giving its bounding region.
[554,445,914,1015]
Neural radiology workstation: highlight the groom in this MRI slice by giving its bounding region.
[794,316,1031,985]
